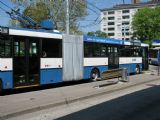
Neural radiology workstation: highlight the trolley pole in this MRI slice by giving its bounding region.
[66,0,69,34]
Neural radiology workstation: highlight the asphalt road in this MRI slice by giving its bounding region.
[57,84,160,120]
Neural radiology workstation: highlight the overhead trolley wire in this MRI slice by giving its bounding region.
[75,0,104,28]
[0,5,7,12]
[0,0,39,28]
[86,1,101,11]
[76,0,99,15]
[0,0,13,10]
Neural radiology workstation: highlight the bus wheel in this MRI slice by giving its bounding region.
[90,69,100,81]
[135,65,140,74]
[0,80,2,95]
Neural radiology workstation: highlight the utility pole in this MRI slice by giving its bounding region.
[66,0,69,34]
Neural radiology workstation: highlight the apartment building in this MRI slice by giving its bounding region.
[100,1,160,40]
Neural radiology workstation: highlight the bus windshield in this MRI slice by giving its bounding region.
[149,48,158,58]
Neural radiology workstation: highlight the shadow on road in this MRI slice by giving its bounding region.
[56,84,160,120]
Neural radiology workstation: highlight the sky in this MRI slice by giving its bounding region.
[0,0,149,33]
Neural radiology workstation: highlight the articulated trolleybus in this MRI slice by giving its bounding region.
[0,26,148,93]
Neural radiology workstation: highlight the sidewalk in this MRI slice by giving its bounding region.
[0,72,160,119]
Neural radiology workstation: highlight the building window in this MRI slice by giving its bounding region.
[108,27,115,31]
[122,28,129,31]
[122,32,129,36]
[108,22,115,25]
[108,33,115,36]
[108,17,115,20]
[122,9,130,13]
[103,28,107,31]
[108,11,115,14]
[122,22,129,25]
[122,15,130,19]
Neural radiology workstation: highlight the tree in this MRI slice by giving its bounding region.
[132,7,160,45]
[23,2,49,23]
[11,0,87,34]
[87,31,108,38]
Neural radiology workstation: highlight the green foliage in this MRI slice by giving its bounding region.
[132,7,160,45]
[87,31,108,38]
[23,2,49,23]
[11,0,87,34]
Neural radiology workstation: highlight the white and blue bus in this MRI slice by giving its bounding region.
[0,26,148,93]
[149,47,160,65]
[149,40,160,65]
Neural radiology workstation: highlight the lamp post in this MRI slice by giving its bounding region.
[66,0,69,35]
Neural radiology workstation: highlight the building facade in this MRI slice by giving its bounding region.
[100,1,160,40]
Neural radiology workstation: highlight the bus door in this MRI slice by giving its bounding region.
[13,37,40,88]
[108,46,119,69]
[142,47,149,70]
[28,39,40,86]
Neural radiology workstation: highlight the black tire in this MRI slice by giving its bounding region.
[90,69,100,81]
[135,65,140,74]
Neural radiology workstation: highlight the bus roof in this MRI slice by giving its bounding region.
[9,27,63,39]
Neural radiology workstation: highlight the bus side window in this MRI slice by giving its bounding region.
[0,36,11,57]
[29,42,38,56]
[14,41,25,56]
[42,38,62,58]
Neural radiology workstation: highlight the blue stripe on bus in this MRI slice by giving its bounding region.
[119,63,142,73]
[83,35,123,45]
[0,71,13,89]
[40,69,63,85]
